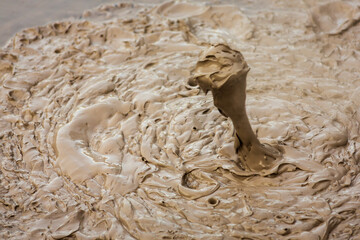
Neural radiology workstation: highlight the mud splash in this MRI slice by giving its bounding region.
[1,1,360,239]
[193,44,282,171]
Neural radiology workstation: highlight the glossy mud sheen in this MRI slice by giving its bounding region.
[1,1,360,239]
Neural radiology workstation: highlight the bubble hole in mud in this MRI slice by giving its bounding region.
[1,1,360,240]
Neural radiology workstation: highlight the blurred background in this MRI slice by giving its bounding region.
[0,0,172,47]
[0,0,236,47]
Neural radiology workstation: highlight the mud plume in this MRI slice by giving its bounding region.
[193,44,280,171]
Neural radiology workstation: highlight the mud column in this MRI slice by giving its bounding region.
[192,44,281,171]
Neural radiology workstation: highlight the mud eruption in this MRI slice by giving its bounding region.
[1,1,360,239]
[193,44,281,171]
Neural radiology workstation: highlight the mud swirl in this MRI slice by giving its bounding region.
[1,1,360,239]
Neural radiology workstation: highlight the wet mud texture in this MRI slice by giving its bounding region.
[193,44,282,171]
[1,1,360,239]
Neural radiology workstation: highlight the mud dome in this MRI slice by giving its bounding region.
[1,1,360,239]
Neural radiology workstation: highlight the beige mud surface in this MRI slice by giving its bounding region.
[0,0,124,47]
[1,1,360,239]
